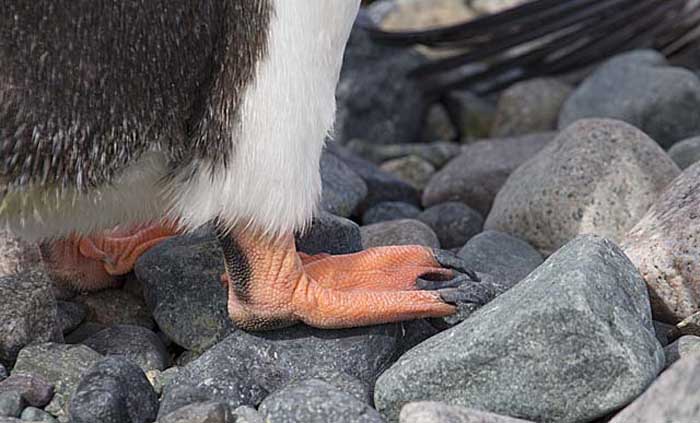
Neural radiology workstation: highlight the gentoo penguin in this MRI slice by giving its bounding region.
[0,1,483,330]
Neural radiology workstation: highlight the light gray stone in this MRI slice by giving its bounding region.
[664,335,700,368]
[400,402,534,423]
[668,136,700,170]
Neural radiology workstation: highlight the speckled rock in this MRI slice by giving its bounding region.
[259,380,384,423]
[82,325,170,372]
[622,162,700,323]
[443,91,497,142]
[417,202,483,249]
[12,343,102,418]
[0,392,22,418]
[68,357,158,423]
[423,132,554,216]
[55,301,87,335]
[608,355,700,423]
[158,401,233,423]
[135,231,235,352]
[361,219,440,249]
[0,373,54,408]
[74,289,154,330]
[485,119,680,255]
[346,140,461,168]
[664,335,700,368]
[0,232,41,278]
[20,407,58,422]
[320,151,368,218]
[668,136,700,169]
[491,78,572,137]
[380,155,436,191]
[457,231,543,289]
[64,322,106,345]
[231,406,264,423]
[559,49,700,149]
[362,202,422,225]
[296,212,362,256]
[159,324,398,417]
[374,235,664,423]
[0,269,62,367]
[400,402,534,423]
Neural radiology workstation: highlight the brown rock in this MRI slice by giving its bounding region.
[0,373,54,408]
[622,162,700,323]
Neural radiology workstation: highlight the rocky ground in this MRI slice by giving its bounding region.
[3,1,700,423]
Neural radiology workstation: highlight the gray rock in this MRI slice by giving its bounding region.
[653,320,675,347]
[0,392,22,418]
[0,269,62,367]
[335,27,427,146]
[609,355,700,423]
[668,135,700,169]
[400,402,534,423]
[158,401,232,423]
[422,103,457,142]
[0,374,54,408]
[74,289,154,330]
[55,301,87,335]
[664,335,700,368]
[374,235,664,423]
[486,119,680,255]
[160,324,398,416]
[0,366,6,383]
[457,231,543,290]
[259,380,384,423]
[443,90,497,142]
[417,203,484,250]
[320,151,368,217]
[491,78,572,137]
[423,132,554,216]
[363,202,422,225]
[296,212,362,256]
[20,407,57,422]
[285,368,371,404]
[361,219,440,249]
[0,231,41,278]
[68,357,158,423]
[12,343,102,418]
[135,232,235,352]
[346,140,462,168]
[82,325,171,372]
[231,406,264,423]
[622,162,700,323]
[380,155,436,191]
[151,367,180,398]
[393,320,440,360]
[559,49,700,149]
[329,144,420,210]
[64,322,107,344]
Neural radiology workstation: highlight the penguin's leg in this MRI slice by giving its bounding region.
[40,220,180,292]
[218,227,487,330]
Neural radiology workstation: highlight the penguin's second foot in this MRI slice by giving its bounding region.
[218,228,485,330]
[39,220,180,292]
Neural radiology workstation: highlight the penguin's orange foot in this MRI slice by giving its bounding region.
[218,228,485,330]
[40,220,181,292]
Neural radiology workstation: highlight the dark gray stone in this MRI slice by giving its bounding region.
[417,203,484,250]
[0,269,63,367]
[393,320,439,360]
[400,402,534,423]
[422,133,555,217]
[0,366,6,383]
[609,355,700,423]
[668,136,700,169]
[296,212,362,256]
[335,26,428,146]
[361,219,440,249]
[320,151,368,218]
[158,401,232,423]
[12,343,102,418]
[346,140,462,168]
[0,392,22,418]
[457,231,543,290]
[443,90,497,142]
[559,49,700,149]
[285,368,371,404]
[653,320,675,347]
[422,103,457,142]
[64,322,107,344]
[259,380,384,423]
[20,407,57,422]
[160,324,398,416]
[663,335,700,369]
[375,235,664,423]
[135,232,236,353]
[329,144,420,211]
[362,202,421,226]
[75,289,154,330]
[68,357,158,423]
[56,301,87,336]
[82,325,171,372]
[0,373,54,408]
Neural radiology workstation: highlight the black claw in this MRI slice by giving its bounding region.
[416,274,471,291]
[438,281,498,307]
[432,249,480,282]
